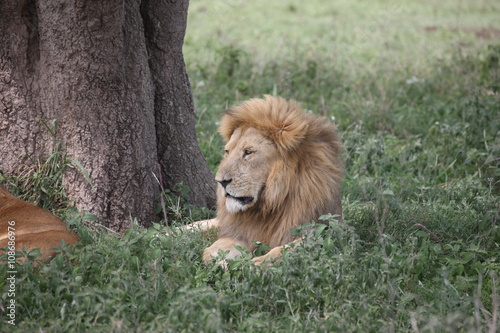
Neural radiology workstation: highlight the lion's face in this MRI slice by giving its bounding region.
[216,127,278,213]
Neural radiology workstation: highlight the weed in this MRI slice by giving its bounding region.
[157,182,215,226]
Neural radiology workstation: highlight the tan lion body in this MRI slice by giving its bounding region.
[0,185,78,261]
[193,96,343,265]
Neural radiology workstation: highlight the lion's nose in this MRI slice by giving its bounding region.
[218,178,232,189]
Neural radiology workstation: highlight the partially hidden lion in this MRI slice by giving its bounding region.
[0,185,79,262]
[187,95,343,265]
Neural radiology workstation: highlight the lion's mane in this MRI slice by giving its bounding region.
[215,95,344,249]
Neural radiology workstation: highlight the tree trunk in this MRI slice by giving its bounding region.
[0,0,216,231]
[141,0,216,209]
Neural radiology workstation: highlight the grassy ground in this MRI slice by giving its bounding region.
[1,0,500,331]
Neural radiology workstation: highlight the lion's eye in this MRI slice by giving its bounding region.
[224,149,229,154]
[243,149,253,157]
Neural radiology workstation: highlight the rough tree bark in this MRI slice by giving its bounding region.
[0,0,216,231]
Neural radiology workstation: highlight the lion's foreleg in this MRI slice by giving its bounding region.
[184,218,219,232]
[166,218,219,236]
[251,237,303,266]
[203,237,247,266]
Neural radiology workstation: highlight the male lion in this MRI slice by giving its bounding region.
[188,95,343,265]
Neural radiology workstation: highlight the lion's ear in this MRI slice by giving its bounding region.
[270,120,309,152]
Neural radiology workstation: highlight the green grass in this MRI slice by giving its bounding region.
[1,0,500,331]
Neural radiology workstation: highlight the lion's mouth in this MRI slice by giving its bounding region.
[226,194,254,205]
